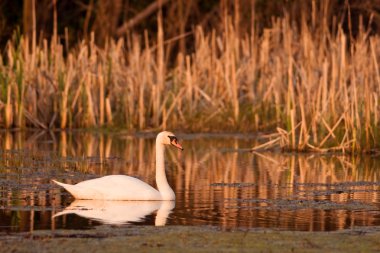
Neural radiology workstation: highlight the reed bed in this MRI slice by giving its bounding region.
[0,12,380,152]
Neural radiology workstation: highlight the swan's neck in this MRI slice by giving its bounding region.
[156,143,175,200]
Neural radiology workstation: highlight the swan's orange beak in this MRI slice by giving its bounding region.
[171,140,184,151]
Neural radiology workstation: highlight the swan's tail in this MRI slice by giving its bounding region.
[52,179,68,188]
[52,179,80,198]
[53,209,76,218]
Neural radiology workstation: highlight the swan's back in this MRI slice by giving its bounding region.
[53,175,161,200]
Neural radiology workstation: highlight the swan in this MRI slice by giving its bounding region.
[52,131,183,200]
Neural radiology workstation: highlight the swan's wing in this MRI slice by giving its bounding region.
[73,175,161,200]
[52,179,102,199]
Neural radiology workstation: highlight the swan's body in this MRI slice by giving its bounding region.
[52,175,162,200]
[53,131,183,201]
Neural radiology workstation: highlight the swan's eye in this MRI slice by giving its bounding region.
[168,135,183,150]
[168,135,177,143]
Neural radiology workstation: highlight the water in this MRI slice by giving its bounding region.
[0,130,379,232]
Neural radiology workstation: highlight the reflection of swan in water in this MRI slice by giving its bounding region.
[53,200,175,226]
[52,131,183,200]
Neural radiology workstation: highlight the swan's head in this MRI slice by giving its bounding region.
[157,131,183,150]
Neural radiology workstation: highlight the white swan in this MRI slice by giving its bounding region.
[53,200,175,226]
[52,131,183,200]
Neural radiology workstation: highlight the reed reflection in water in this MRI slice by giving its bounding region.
[0,131,379,232]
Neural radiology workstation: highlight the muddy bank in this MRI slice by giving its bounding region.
[0,226,380,253]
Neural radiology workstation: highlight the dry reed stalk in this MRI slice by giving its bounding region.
[370,38,380,92]
[297,83,308,150]
[321,60,328,113]
[4,84,12,128]
[290,109,296,150]
[14,60,25,128]
[59,55,73,129]
[222,17,237,123]
[137,32,152,129]
[210,30,217,98]
[251,137,281,151]
[350,72,359,151]
[330,50,338,121]
[185,55,193,113]
[84,73,96,127]
[98,65,105,126]
[364,75,371,148]
[154,11,164,127]
[222,15,233,118]
[161,88,186,129]
[318,114,345,148]
[24,109,47,129]
[340,32,349,114]
[105,97,113,125]
[230,41,239,123]
[31,0,36,71]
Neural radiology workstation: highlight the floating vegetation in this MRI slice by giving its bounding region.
[228,198,377,211]
[210,182,258,188]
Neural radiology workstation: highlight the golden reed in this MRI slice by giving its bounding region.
[0,12,379,152]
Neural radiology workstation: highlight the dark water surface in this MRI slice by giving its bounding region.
[0,130,380,232]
